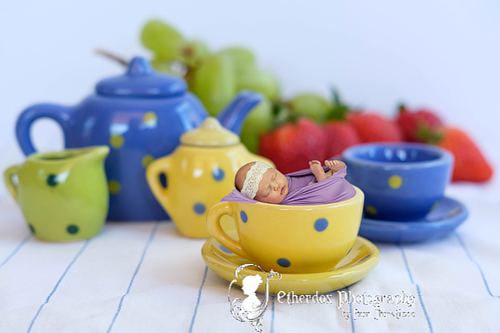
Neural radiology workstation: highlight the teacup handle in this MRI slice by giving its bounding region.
[146,158,169,209]
[207,201,251,259]
[4,165,20,203]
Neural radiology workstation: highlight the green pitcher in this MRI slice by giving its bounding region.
[4,146,110,242]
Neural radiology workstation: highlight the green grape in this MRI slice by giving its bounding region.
[181,40,210,68]
[240,98,274,153]
[150,57,177,75]
[150,57,188,77]
[217,47,255,73]
[141,20,185,60]
[237,68,280,102]
[190,53,237,116]
[288,93,330,123]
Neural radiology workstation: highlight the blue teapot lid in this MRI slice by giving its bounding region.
[96,57,187,97]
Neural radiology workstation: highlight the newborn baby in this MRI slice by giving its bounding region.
[222,160,356,205]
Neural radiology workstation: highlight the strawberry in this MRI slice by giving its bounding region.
[396,106,444,143]
[259,118,328,174]
[347,112,403,142]
[323,120,361,158]
[437,127,493,182]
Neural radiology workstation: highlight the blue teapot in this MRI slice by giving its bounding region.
[16,57,262,221]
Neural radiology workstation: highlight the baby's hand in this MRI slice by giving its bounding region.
[325,160,345,173]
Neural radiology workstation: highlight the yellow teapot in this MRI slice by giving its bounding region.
[146,117,274,238]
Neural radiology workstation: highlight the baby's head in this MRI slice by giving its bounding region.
[235,161,289,204]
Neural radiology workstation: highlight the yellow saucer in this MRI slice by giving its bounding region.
[202,236,380,295]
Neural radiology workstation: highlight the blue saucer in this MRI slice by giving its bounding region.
[358,196,468,243]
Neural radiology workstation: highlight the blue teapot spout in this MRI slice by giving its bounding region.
[216,90,263,135]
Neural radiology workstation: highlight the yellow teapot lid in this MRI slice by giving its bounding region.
[180,117,240,147]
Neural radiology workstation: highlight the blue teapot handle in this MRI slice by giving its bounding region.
[16,103,72,155]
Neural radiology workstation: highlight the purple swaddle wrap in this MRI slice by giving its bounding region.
[221,166,356,205]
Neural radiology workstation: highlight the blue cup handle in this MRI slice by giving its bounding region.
[16,103,72,155]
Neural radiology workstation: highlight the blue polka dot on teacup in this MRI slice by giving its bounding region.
[314,218,329,232]
[240,211,248,223]
[277,258,291,268]
[212,168,225,182]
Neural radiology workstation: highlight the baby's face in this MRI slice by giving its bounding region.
[254,168,288,204]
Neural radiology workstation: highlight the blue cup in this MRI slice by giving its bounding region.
[342,143,453,221]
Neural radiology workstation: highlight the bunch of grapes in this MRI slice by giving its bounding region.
[140,20,280,153]
[139,19,491,182]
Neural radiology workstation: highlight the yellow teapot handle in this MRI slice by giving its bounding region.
[4,165,20,203]
[146,158,170,209]
[206,201,251,259]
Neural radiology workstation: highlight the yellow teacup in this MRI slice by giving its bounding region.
[207,186,364,274]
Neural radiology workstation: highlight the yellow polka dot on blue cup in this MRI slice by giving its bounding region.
[365,206,378,216]
[388,175,402,189]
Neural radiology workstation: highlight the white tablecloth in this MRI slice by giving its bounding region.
[1,145,499,333]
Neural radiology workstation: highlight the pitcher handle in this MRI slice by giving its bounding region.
[206,201,251,259]
[146,158,169,211]
[16,103,72,155]
[4,165,21,203]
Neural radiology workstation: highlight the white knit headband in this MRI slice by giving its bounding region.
[241,161,272,199]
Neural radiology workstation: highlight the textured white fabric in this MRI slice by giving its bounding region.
[241,161,272,199]
[1,177,500,332]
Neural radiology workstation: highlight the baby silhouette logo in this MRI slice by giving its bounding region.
[228,264,282,332]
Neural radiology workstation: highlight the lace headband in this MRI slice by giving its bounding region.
[241,161,272,199]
